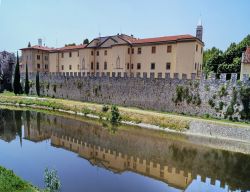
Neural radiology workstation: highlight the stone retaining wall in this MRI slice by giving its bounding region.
[21,72,250,121]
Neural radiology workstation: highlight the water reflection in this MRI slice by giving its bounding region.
[0,109,250,192]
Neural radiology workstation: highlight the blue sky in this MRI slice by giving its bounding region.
[0,0,250,52]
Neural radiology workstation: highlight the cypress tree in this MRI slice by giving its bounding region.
[13,52,22,95]
[25,63,30,95]
[36,71,40,96]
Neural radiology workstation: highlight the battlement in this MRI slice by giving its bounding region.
[22,72,247,83]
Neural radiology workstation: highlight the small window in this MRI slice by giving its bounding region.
[166,62,171,70]
[37,64,40,69]
[131,63,134,69]
[45,64,48,70]
[91,62,94,70]
[78,51,80,57]
[44,56,48,61]
[167,45,172,53]
[137,63,141,70]
[37,55,40,60]
[77,65,80,70]
[69,65,72,70]
[104,62,107,70]
[61,53,64,58]
[138,48,142,54]
[97,51,99,56]
[151,63,155,70]
[61,65,64,70]
[152,46,156,54]
[127,63,130,70]
[104,50,107,56]
[96,62,99,70]
[128,48,130,54]
[91,51,94,56]
[69,52,72,57]
[196,45,198,52]
[132,48,134,54]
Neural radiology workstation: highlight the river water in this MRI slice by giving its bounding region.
[0,108,249,192]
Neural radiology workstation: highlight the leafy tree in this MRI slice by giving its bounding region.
[36,71,40,96]
[83,38,89,44]
[203,34,250,74]
[13,52,22,95]
[24,64,29,95]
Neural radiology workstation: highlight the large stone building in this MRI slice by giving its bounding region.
[240,46,250,80]
[20,25,204,79]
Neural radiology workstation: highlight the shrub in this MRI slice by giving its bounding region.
[240,86,250,120]
[44,168,61,192]
[110,105,121,124]
[208,99,215,108]
[219,101,224,110]
[218,85,228,97]
[102,105,109,112]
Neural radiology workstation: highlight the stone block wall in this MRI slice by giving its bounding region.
[21,72,250,121]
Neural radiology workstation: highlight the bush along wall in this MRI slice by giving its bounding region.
[20,72,250,122]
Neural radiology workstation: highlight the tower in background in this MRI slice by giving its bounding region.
[196,19,203,41]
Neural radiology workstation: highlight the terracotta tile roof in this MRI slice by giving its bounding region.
[57,44,87,52]
[131,35,198,44]
[20,44,87,52]
[243,47,250,63]
[20,45,54,51]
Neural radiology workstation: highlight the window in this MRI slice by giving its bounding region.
[152,46,156,54]
[128,48,130,54]
[61,65,64,70]
[77,65,80,70]
[137,63,141,70]
[91,51,94,56]
[37,55,40,60]
[69,65,72,70]
[131,63,134,69]
[96,62,99,70]
[104,50,107,56]
[194,63,197,70]
[132,48,134,54]
[151,63,155,70]
[167,45,172,53]
[104,62,107,70]
[61,52,64,58]
[69,52,72,57]
[166,62,171,70]
[138,48,142,54]
[201,47,203,54]
[44,56,48,61]
[116,56,120,69]
[127,63,130,70]
[78,51,79,57]
[96,51,99,56]
[45,64,48,70]
[196,45,198,52]
[91,62,94,70]
[37,64,40,69]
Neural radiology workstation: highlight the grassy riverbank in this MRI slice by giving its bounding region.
[0,166,38,192]
[0,92,249,130]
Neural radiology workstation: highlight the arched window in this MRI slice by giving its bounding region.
[82,58,85,70]
[116,56,120,69]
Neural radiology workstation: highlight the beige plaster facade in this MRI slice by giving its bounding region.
[20,34,204,78]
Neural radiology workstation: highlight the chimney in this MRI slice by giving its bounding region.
[38,38,43,46]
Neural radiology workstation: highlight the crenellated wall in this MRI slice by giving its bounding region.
[21,72,250,121]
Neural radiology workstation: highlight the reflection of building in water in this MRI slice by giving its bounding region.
[21,111,250,192]
[51,134,192,190]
